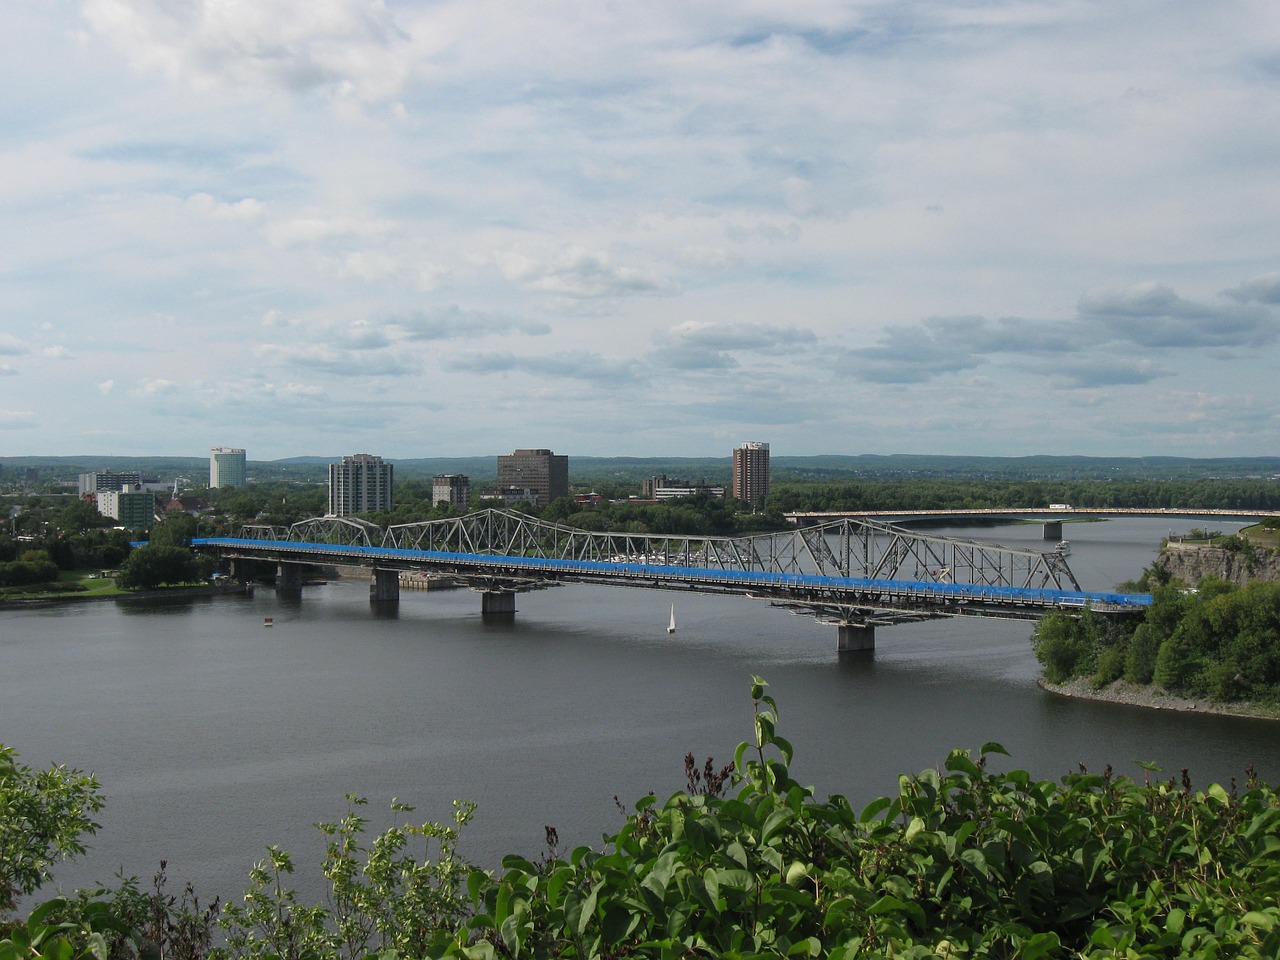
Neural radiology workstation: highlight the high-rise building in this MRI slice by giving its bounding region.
[209,447,247,488]
[732,441,770,506]
[328,454,394,516]
[432,474,471,511]
[78,470,141,497]
[496,449,569,508]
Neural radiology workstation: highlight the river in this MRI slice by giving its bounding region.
[3,517,1276,906]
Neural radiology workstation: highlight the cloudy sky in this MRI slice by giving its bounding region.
[3,1,1279,459]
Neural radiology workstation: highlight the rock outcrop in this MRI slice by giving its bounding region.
[1154,542,1280,587]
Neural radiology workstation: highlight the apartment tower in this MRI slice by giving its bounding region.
[328,454,394,516]
[731,441,770,507]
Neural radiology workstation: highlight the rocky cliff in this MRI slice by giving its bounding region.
[1154,543,1280,586]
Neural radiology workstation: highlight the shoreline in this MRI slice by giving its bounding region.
[1038,676,1280,721]
[0,580,253,610]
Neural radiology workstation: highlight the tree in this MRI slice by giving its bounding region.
[0,746,104,914]
[115,546,207,590]
[55,501,107,537]
[149,514,198,548]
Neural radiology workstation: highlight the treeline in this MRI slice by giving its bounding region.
[768,478,1280,512]
[1033,575,1280,702]
[6,681,1280,960]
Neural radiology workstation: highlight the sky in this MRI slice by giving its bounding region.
[2,1,1279,460]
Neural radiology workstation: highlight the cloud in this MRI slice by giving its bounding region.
[0,410,36,428]
[0,366,18,377]
[443,350,642,384]
[496,247,673,299]
[1223,272,1280,306]
[133,379,178,397]
[0,335,27,355]
[390,307,550,342]
[98,379,114,393]
[82,0,411,102]
[1078,283,1277,349]
[265,214,396,247]
[255,342,417,377]
[1047,358,1173,389]
[187,192,265,223]
[649,320,818,371]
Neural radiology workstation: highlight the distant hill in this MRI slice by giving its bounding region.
[3,453,1279,486]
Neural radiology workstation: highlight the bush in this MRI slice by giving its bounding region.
[0,746,104,914]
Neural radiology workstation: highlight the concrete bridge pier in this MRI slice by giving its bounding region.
[837,623,875,653]
[370,568,400,603]
[1042,520,1063,540]
[228,557,254,582]
[276,561,303,594]
[481,590,517,620]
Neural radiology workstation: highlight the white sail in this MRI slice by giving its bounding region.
[667,603,676,634]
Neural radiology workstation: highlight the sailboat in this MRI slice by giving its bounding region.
[667,603,676,634]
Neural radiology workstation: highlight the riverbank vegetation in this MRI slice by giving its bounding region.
[6,680,1280,959]
[1032,575,1280,705]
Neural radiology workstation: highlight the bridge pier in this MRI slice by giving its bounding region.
[276,561,303,594]
[1042,521,1063,540]
[481,590,517,620]
[228,557,254,582]
[370,568,400,603]
[837,623,875,653]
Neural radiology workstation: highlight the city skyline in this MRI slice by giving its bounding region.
[3,3,1279,459]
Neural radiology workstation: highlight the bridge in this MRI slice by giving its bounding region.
[193,509,1149,652]
[786,506,1280,541]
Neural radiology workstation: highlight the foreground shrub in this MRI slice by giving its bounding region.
[434,678,1280,959]
[7,682,1280,959]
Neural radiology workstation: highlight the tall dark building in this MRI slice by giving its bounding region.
[496,448,569,507]
[731,441,770,506]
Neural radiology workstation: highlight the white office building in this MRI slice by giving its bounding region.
[209,447,247,488]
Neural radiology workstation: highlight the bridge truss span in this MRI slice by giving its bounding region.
[204,508,1147,648]
[380,509,1080,592]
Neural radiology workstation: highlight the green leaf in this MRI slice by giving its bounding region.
[1242,911,1276,931]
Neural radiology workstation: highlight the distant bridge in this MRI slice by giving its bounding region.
[195,509,1149,652]
[786,506,1280,537]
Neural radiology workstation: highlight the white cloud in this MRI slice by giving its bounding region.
[495,247,674,299]
[82,0,411,102]
[187,192,265,222]
[0,410,36,428]
[0,1,1274,456]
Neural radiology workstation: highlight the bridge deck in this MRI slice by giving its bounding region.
[197,537,1150,616]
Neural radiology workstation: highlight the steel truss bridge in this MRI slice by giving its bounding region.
[196,509,1148,650]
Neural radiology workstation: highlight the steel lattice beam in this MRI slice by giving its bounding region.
[378,509,1079,591]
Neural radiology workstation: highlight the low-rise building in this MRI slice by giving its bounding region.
[641,475,726,500]
[97,485,156,529]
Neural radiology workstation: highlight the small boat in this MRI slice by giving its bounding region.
[1055,541,1071,555]
[667,603,676,634]
[263,617,274,627]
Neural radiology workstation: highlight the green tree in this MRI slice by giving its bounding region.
[55,501,106,537]
[149,514,198,548]
[115,546,207,590]
[0,746,104,914]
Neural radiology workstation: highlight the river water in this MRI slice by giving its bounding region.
[3,517,1277,905]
